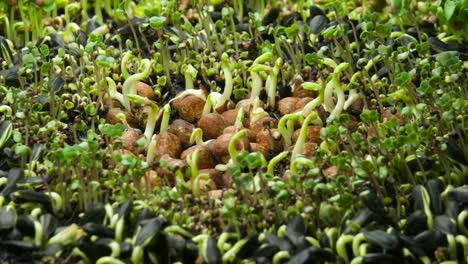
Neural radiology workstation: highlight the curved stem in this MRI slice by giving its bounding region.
[122,59,152,112]
[121,51,132,79]
[266,57,282,108]
[344,89,363,110]
[228,129,248,163]
[164,225,194,238]
[106,77,125,107]
[336,234,354,263]
[292,112,318,160]
[352,233,366,257]
[190,128,205,146]
[222,238,248,263]
[278,113,303,148]
[272,250,290,264]
[290,157,315,175]
[267,151,288,175]
[458,210,468,236]
[217,232,238,254]
[125,94,160,145]
[215,53,232,111]
[327,82,345,122]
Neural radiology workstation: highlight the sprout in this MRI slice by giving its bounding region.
[265,57,282,108]
[291,112,318,160]
[202,53,233,113]
[249,97,269,125]
[222,238,249,263]
[122,58,152,112]
[190,128,205,146]
[300,81,324,125]
[215,53,233,111]
[106,77,125,107]
[248,52,273,99]
[336,234,354,263]
[181,64,198,90]
[125,94,160,145]
[48,224,84,246]
[344,71,364,110]
[272,250,290,264]
[228,129,249,166]
[121,51,133,79]
[324,62,349,122]
[278,113,304,148]
[267,151,289,175]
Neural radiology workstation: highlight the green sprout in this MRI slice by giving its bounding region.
[122,56,152,112]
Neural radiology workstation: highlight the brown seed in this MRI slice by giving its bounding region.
[213,132,250,163]
[136,105,155,129]
[197,113,228,140]
[152,132,182,159]
[199,168,224,188]
[136,81,155,99]
[291,76,313,98]
[292,125,321,144]
[248,117,277,139]
[155,155,187,186]
[236,98,256,113]
[381,107,405,125]
[256,128,283,153]
[222,108,240,126]
[250,142,270,158]
[173,95,204,122]
[121,128,142,154]
[299,142,318,158]
[294,97,313,112]
[180,145,216,169]
[186,178,216,193]
[168,119,195,147]
[221,171,233,188]
[278,97,300,115]
[106,108,139,127]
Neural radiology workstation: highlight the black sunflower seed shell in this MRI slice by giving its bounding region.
[205,236,222,264]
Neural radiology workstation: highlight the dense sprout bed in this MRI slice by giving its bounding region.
[0,0,467,263]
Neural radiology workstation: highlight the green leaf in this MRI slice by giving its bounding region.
[40,44,50,57]
[416,80,432,96]
[96,55,114,68]
[150,16,166,29]
[395,72,411,86]
[171,12,182,25]
[22,53,36,65]
[285,23,300,39]
[100,123,124,138]
[304,53,321,65]
[84,104,97,116]
[444,0,457,21]
[360,110,380,124]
